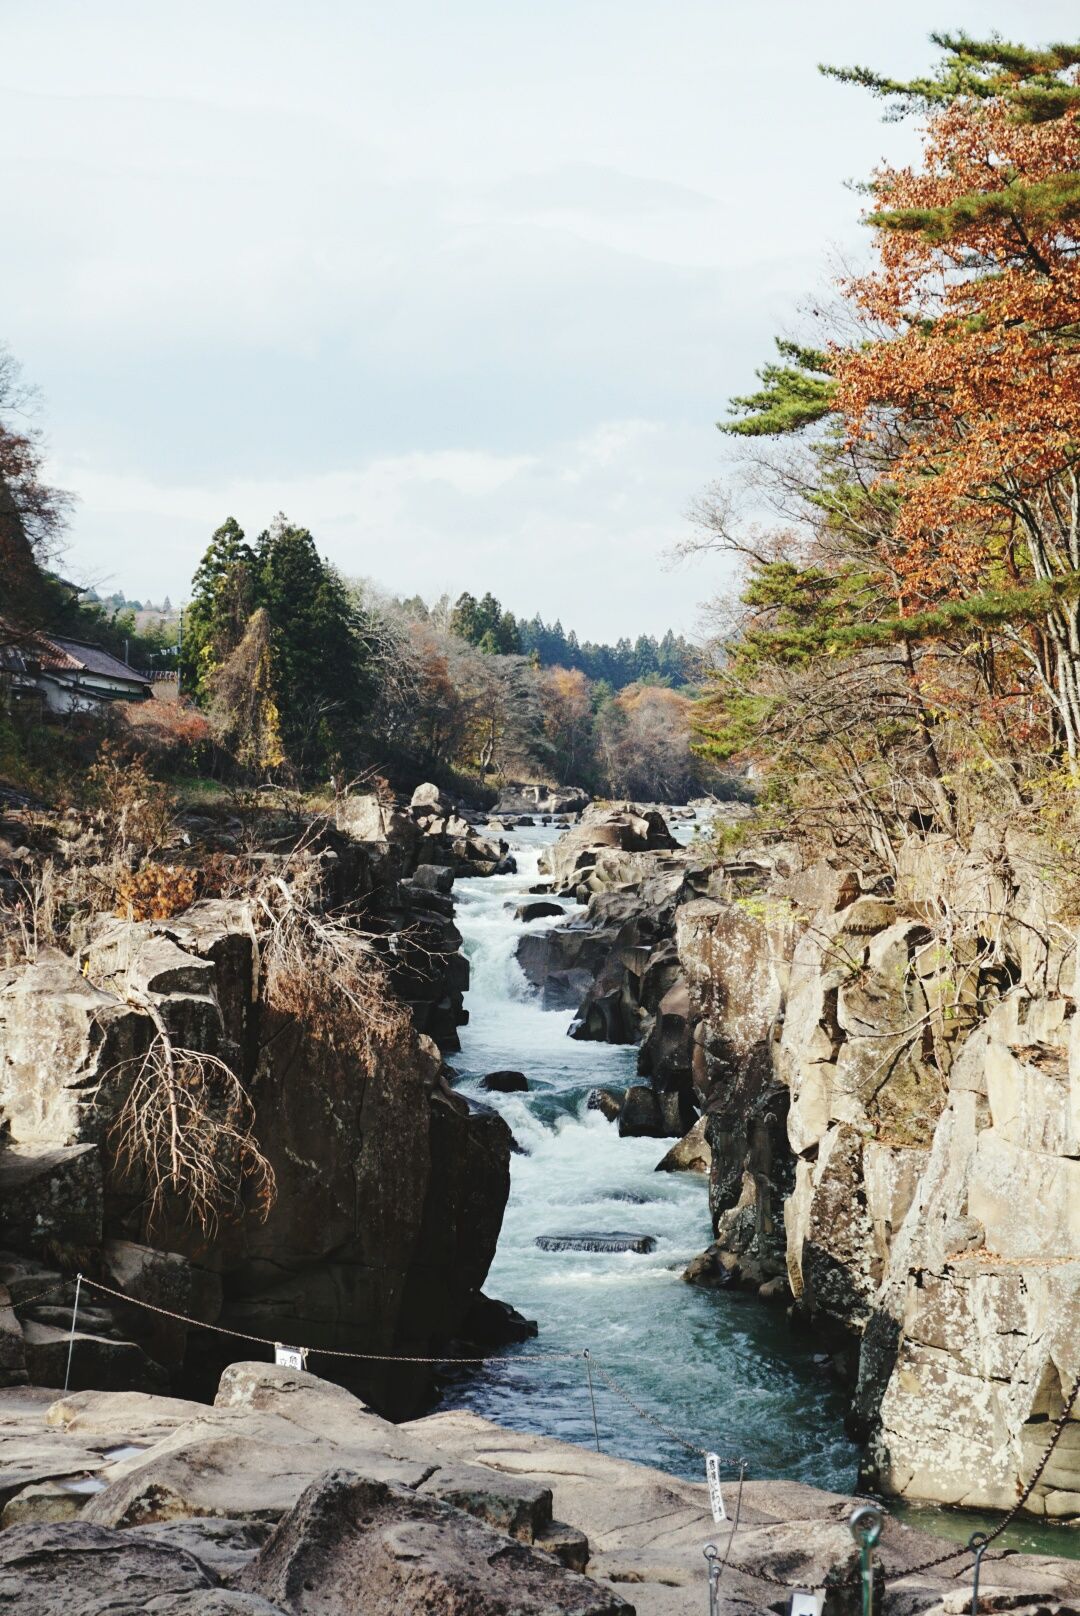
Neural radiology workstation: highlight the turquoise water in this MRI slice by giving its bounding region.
[442,823,859,1492]
[437,822,1080,1562]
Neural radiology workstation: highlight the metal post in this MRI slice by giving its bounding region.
[63,1273,83,1395]
[704,1544,721,1616]
[969,1532,989,1616]
[583,1350,601,1452]
[849,1504,884,1616]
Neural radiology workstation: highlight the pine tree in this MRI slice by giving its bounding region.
[180,517,256,700]
[256,517,370,771]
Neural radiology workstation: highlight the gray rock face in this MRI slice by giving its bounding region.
[238,1470,633,1616]
[537,805,678,897]
[0,1520,218,1613]
[0,1142,103,1253]
[0,836,513,1416]
[496,783,590,817]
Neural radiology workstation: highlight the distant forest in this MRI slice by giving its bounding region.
[400,590,697,689]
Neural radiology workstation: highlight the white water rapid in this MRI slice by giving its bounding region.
[442,821,859,1490]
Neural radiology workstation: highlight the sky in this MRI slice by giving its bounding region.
[3,1,1076,641]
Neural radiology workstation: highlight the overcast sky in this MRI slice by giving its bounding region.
[4,1,1074,640]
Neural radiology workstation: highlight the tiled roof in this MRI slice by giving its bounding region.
[38,636,151,686]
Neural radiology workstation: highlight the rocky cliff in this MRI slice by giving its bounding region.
[520,809,1080,1519]
[0,784,521,1414]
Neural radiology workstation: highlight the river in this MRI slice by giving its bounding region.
[441,818,859,1492]
[438,818,1080,1561]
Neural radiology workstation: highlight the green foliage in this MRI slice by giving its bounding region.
[180,518,256,699]
[821,31,1080,121]
[722,341,836,437]
[870,173,1080,243]
[824,31,1080,250]
[180,515,373,778]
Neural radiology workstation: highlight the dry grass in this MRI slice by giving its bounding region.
[255,867,409,1066]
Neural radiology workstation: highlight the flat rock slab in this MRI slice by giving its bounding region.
[0,1519,218,1614]
[238,1470,634,1616]
[83,1433,435,1528]
[536,1232,658,1254]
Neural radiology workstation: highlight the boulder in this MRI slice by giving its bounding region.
[21,1322,168,1396]
[83,1431,435,1529]
[411,864,455,894]
[655,1116,711,1175]
[537,807,677,896]
[128,1516,273,1582]
[515,900,566,923]
[457,1292,538,1347]
[586,1088,622,1124]
[239,1470,632,1616]
[481,1070,528,1093]
[682,1246,738,1289]
[495,784,589,817]
[617,1085,666,1139]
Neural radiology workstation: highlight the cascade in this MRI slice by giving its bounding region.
[444,821,857,1487]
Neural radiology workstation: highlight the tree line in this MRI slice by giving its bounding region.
[401,589,696,688]
[165,517,711,800]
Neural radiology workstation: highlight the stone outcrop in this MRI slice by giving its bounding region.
[7,1365,1080,1616]
[522,804,1080,1520]
[536,804,678,899]
[0,793,519,1415]
[495,783,590,818]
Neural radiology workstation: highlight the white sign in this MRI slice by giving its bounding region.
[275,1344,307,1371]
[705,1453,726,1523]
[789,1592,824,1616]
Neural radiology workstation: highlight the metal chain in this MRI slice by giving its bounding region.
[586,1352,1080,1589]
[43,1275,1080,1593]
[896,1358,1080,1579]
[589,1358,743,1466]
[8,1281,67,1311]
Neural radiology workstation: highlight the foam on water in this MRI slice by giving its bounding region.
[443,821,859,1488]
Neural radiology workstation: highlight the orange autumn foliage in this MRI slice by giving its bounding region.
[831,87,1080,750]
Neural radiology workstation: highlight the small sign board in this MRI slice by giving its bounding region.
[705,1453,726,1523]
[275,1344,307,1371]
[789,1591,825,1616]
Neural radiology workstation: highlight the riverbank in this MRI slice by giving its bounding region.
[6,1360,1080,1616]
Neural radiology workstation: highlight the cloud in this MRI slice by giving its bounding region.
[55,418,732,641]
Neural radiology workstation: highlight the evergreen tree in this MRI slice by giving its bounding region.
[495,609,521,655]
[256,517,371,772]
[180,517,257,699]
[449,591,481,644]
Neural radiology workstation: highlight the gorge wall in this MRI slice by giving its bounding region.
[0,785,520,1414]
[520,805,1080,1519]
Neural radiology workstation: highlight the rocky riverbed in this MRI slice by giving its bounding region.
[507,802,1080,1524]
[6,1359,1080,1616]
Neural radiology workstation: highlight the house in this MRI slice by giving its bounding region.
[1,631,152,714]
